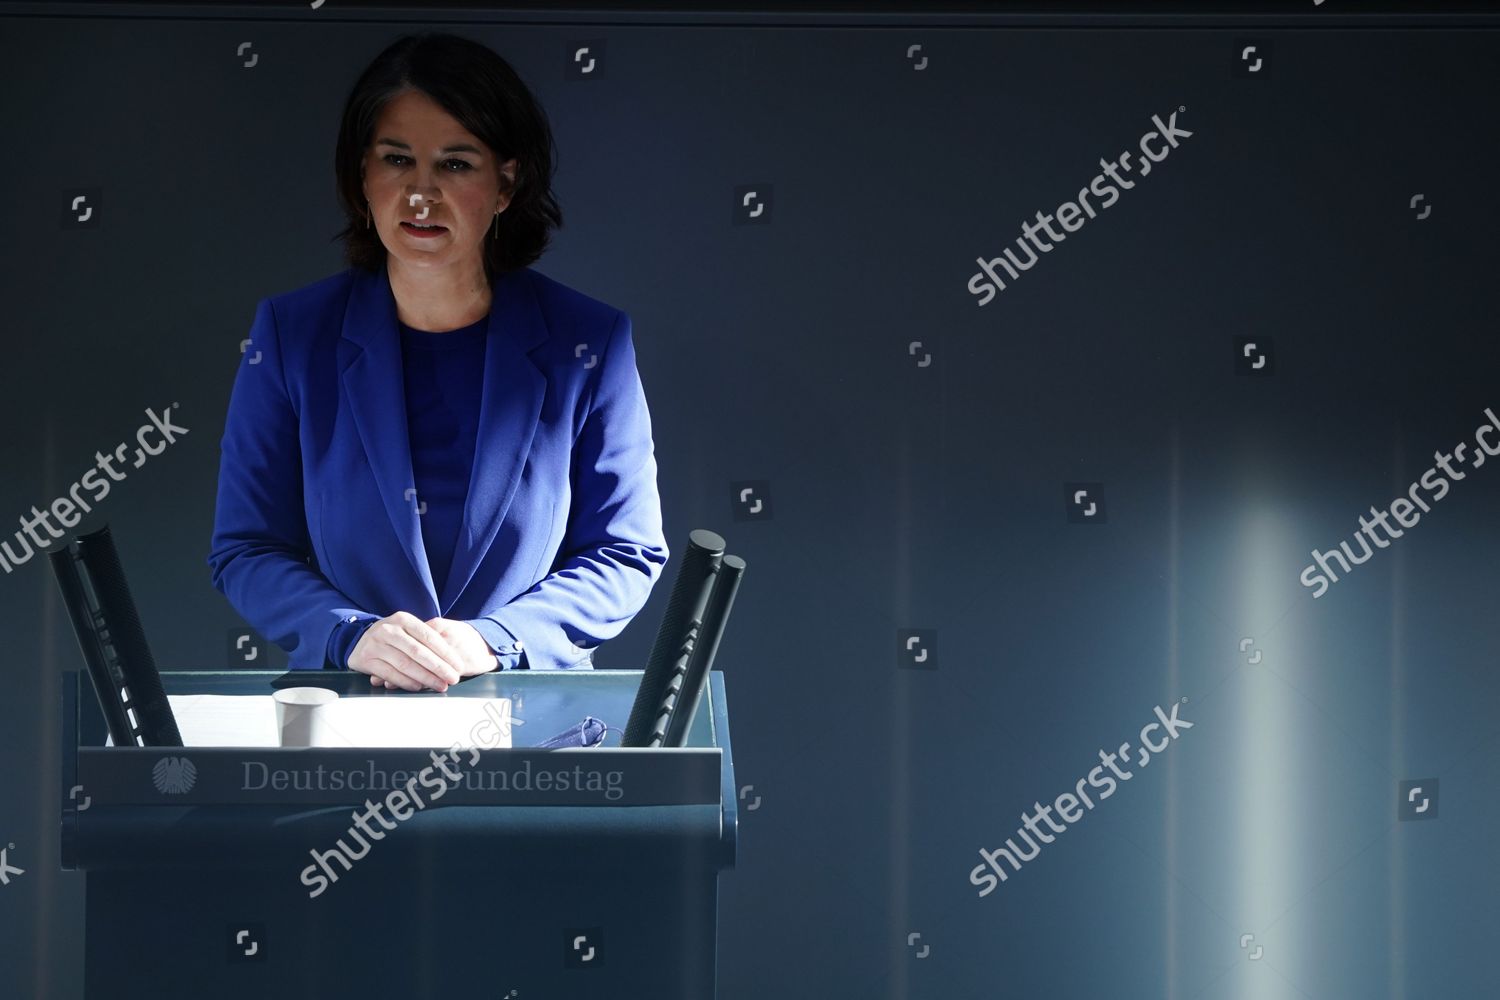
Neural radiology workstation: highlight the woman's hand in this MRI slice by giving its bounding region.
[350,613,500,691]
[347,610,470,692]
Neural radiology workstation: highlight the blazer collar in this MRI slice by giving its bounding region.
[338,263,549,612]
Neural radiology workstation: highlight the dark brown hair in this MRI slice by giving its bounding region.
[331,32,563,280]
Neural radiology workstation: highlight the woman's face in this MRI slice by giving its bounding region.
[360,89,517,275]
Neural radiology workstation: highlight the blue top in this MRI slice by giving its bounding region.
[400,313,489,598]
[326,313,520,671]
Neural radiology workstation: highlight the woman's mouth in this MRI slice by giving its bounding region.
[401,221,448,237]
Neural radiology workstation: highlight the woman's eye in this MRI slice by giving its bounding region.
[383,154,471,171]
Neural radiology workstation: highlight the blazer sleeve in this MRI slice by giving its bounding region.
[206,298,374,669]
[480,309,670,668]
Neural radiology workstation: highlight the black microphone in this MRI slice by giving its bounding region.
[622,529,724,747]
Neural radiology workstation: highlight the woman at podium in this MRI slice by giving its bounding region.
[208,32,669,692]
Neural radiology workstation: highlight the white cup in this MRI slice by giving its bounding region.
[273,687,340,747]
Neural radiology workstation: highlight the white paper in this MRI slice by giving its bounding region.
[154,693,515,749]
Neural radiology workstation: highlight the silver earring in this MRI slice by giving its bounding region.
[493,211,500,239]
[366,201,371,229]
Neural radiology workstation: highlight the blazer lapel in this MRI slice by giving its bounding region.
[437,267,548,609]
[338,264,548,614]
[340,265,436,606]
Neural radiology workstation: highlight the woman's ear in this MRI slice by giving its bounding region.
[495,159,519,212]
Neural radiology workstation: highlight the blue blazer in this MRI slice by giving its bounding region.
[207,264,669,670]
